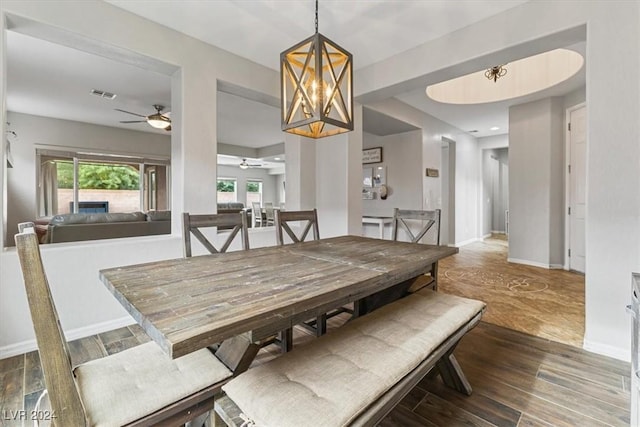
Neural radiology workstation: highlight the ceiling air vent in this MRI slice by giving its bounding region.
[90,89,117,100]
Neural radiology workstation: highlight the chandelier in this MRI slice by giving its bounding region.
[485,65,507,82]
[280,0,353,139]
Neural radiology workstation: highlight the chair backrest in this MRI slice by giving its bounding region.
[251,202,261,212]
[14,225,87,425]
[183,211,249,257]
[274,209,320,245]
[391,208,441,245]
[265,204,275,223]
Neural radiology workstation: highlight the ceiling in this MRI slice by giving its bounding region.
[105,0,529,72]
[6,0,586,149]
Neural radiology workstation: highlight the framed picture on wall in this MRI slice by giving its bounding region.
[362,147,382,164]
[373,166,386,187]
[363,167,373,187]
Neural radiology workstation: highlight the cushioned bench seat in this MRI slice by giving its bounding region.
[219,290,485,427]
[74,342,233,426]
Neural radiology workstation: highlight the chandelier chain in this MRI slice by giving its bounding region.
[315,0,318,33]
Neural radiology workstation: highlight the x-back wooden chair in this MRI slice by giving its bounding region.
[14,223,235,427]
[392,208,442,291]
[184,212,287,353]
[274,208,319,246]
[274,209,353,350]
[183,211,249,257]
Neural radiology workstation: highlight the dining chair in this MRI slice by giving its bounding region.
[251,202,263,227]
[274,208,319,245]
[183,211,249,257]
[264,202,275,226]
[14,224,234,427]
[274,209,353,349]
[392,208,442,291]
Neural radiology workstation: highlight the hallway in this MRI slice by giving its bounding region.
[438,235,585,347]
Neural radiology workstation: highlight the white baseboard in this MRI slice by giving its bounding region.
[583,339,630,362]
[507,258,564,270]
[482,233,492,239]
[0,316,134,360]
[455,237,480,247]
[490,230,506,234]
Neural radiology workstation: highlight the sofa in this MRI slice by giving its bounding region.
[43,211,171,243]
[217,202,246,214]
[216,203,253,229]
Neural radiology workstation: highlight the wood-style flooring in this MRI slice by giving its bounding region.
[0,236,629,426]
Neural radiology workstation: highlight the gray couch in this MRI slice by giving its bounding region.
[45,211,171,243]
[216,203,251,229]
[217,202,246,214]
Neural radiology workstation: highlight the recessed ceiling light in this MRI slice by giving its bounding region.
[490,126,500,131]
[274,157,281,161]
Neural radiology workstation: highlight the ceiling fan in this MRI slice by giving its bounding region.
[239,158,263,169]
[116,104,171,131]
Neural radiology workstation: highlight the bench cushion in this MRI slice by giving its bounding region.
[74,341,232,427]
[222,291,485,427]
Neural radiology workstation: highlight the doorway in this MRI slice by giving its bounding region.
[440,137,455,246]
[566,104,587,273]
[481,147,509,238]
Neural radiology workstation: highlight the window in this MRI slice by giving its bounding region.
[37,149,170,217]
[246,180,263,206]
[217,178,237,203]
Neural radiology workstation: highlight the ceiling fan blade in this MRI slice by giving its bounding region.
[115,108,147,118]
[120,120,146,123]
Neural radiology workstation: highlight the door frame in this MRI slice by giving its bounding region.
[564,102,586,271]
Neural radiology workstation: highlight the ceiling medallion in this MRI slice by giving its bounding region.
[280,0,353,139]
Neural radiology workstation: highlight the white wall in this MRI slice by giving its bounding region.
[361,130,422,238]
[357,0,640,360]
[509,97,565,268]
[362,131,422,211]
[5,112,171,245]
[364,100,480,247]
[217,164,279,207]
[0,0,286,358]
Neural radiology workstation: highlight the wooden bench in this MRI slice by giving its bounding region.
[213,290,486,427]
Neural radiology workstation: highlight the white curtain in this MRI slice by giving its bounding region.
[39,161,58,217]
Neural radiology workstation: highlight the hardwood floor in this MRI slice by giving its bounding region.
[0,236,629,426]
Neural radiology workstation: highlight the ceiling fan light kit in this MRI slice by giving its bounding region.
[280,0,353,139]
[147,114,171,129]
[117,104,171,131]
[239,159,262,169]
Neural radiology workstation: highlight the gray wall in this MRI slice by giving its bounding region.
[6,111,171,246]
[509,97,565,267]
[217,164,280,208]
[362,130,422,216]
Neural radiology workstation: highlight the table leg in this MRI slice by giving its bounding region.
[379,221,384,239]
[214,334,260,375]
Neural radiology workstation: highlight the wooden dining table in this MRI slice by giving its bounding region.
[99,235,458,361]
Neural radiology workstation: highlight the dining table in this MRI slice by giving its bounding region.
[99,235,458,364]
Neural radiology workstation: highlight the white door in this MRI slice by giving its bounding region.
[569,106,586,272]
